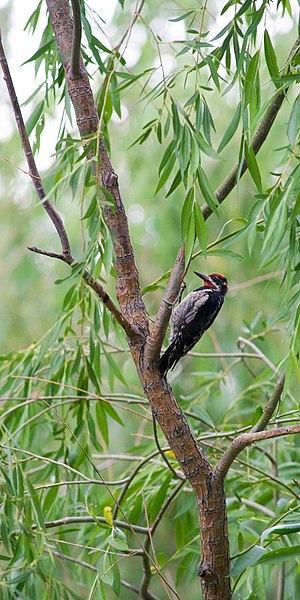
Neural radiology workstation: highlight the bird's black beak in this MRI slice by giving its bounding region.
[194,271,216,287]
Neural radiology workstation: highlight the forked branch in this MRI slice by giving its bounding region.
[0,33,139,339]
[216,424,300,481]
[216,369,287,479]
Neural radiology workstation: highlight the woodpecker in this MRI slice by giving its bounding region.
[159,272,228,375]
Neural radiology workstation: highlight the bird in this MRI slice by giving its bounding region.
[159,272,228,375]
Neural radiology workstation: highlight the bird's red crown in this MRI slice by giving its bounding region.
[203,273,228,288]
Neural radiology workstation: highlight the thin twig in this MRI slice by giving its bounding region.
[27,246,71,262]
[121,579,142,596]
[70,0,82,77]
[230,271,283,291]
[0,443,95,482]
[140,496,163,600]
[151,479,185,537]
[28,247,140,338]
[112,448,172,520]
[140,482,185,600]
[30,515,149,535]
[237,337,280,376]
[49,549,143,595]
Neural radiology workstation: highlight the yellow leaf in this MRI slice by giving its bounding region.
[165,450,176,459]
[103,506,113,526]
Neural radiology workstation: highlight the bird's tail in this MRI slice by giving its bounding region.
[158,343,177,375]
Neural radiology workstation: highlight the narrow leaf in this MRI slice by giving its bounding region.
[26,100,44,136]
[244,51,260,107]
[287,94,300,148]
[261,523,300,543]
[194,202,207,255]
[264,30,280,83]
[181,188,194,239]
[257,546,300,565]
[155,153,176,194]
[197,166,219,215]
[231,545,266,576]
[166,170,182,197]
[218,102,241,152]
[244,142,262,192]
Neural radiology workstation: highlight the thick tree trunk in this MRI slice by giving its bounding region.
[139,366,231,599]
[198,474,231,600]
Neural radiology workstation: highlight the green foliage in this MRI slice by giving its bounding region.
[0,0,300,598]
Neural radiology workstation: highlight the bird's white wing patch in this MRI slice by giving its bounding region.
[193,293,209,308]
[170,291,210,336]
[184,293,209,324]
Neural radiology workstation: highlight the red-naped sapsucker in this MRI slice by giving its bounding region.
[159,272,228,375]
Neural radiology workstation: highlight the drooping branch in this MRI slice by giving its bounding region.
[216,424,300,481]
[202,38,300,219]
[0,32,72,258]
[70,0,82,77]
[45,0,149,339]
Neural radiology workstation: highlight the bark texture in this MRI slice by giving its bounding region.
[197,474,230,600]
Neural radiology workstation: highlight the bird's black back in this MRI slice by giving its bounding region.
[159,285,226,375]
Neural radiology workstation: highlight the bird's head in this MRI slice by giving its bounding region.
[194,271,228,295]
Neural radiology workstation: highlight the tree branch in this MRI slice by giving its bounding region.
[27,246,140,337]
[202,38,300,220]
[238,336,280,375]
[30,515,149,535]
[144,244,185,363]
[252,371,285,433]
[0,32,72,258]
[215,424,300,481]
[70,0,82,77]
[45,0,149,340]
